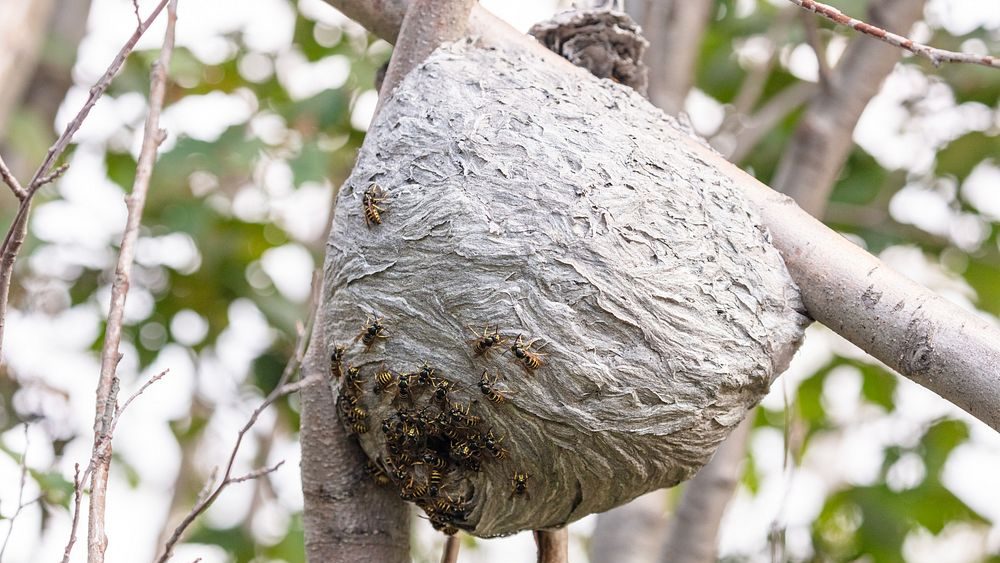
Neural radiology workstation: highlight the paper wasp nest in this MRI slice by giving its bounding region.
[322,42,808,537]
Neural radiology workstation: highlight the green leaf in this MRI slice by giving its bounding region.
[29,469,74,509]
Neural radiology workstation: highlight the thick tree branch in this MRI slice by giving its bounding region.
[789,0,1000,68]
[773,0,925,219]
[534,529,569,563]
[635,0,715,115]
[376,0,476,116]
[0,0,171,360]
[299,319,410,562]
[87,2,178,560]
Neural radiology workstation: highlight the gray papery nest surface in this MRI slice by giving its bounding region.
[322,41,808,537]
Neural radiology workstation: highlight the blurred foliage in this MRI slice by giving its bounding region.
[0,0,998,561]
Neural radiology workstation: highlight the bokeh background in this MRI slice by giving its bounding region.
[0,0,998,561]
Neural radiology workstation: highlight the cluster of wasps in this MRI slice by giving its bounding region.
[332,303,546,533]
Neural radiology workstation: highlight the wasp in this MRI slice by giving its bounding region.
[346,404,368,423]
[509,334,545,371]
[510,472,531,499]
[329,344,347,379]
[447,402,481,427]
[421,451,448,470]
[344,366,364,394]
[373,369,397,394]
[403,476,429,498]
[356,313,389,352]
[484,429,508,460]
[430,379,456,405]
[428,469,445,497]
[467,324,506,358]
[411,362,437,387]
[352,420,369,434]
[478,371,513,404]
[365,461,392,486]
[362,183,387,227]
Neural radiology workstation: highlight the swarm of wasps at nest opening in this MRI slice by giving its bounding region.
[330,313,548,535]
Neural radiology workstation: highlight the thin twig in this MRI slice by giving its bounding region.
[60,464,84,563]
[110,369,170,435]
[0,424,31,561]
[35,164,71,190]
[0,155,25,200]
[440,535,460,563]
[85,2,178,561]
[131,0,143,28]
[156,311,315,563]
[534,529,569,563]
[788,0,1000,68]
[0,0,173,362]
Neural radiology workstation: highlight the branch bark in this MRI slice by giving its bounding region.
[87,1,178,560]
[0,0,56,136]
[788,0,999,68]
[635,0,715,115]
[298,319,410,563]
[534,529,569,563]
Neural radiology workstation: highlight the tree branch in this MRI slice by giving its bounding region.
[0,0,172,360]
[440,536,460,563]
[773,0,925,217]
[533,529,569,563]
[638,0,715,115]
[0,424,33,561]
[156,314,313,563]
[788,0,1000,69]
[86,2,177,560]
[0,155,26,200]
[375,0,476,115]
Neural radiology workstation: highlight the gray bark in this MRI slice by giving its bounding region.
[0,0,55,137]
[299,319,411,562]
[322,43,807,537]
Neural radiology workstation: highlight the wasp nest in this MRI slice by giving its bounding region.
[322,42,808,537]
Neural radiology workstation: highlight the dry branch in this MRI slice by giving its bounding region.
[0,156,25,200]
[788,0,1000,68]
[86,1,178,561]
[0,0,172,359]
[639,0,714,115]
[156,316,314,562]
[0,425,33,561]
[60,464,84,563]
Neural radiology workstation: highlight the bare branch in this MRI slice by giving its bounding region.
[788,0,1000,68]
[0,0,172,359]
[375,0,477,115]
[156,297,314,563]
[440,536,461,563]
[0,424,31,561]
[0,156,25,200]
[228,460,285,485]
[34,163,70,190]
[589,491,667,563]
[131,0,142,28]
[60,464,84,563]
[722,81,817,162]
[533,529,569,563]
[111,369,170,434]
[87,1,178,560]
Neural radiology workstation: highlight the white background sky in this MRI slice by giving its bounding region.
[1,0,999,562]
